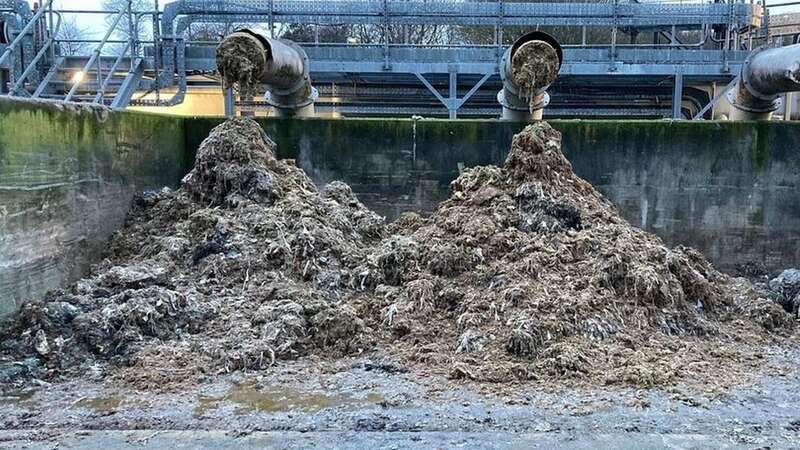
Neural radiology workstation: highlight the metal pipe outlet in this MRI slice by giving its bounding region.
[216,29,317,117]
[498,31,563,121]
[727,43,800,121]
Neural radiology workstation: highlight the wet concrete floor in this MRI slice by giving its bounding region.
[2,352,800,449]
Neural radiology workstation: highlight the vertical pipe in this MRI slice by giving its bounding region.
[711,81,717,118]
[673,71,684,119]
[498,0,504,46]
[382,0,389,70]
[748,0,754,51]
[269,0,274,38]
[785,92,794,120]
[47,0,54,61]
[224,86,234,118]
[611,0,618,60]
[725,0,732,50]
[96,56,102,101]
[152,0,161,102]
[449,70,457,120]
[127,0,134,57]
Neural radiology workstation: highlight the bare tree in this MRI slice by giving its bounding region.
[57,17,90,56]
[342,23,451,46]
[186,22,258,42]
[102,0,153,47]
[279,24,352,43]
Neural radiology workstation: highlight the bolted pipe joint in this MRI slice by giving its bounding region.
[216,29,317,117]
[498,31,562,121]
[728,43,800,121]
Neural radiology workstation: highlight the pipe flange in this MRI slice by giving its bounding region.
[266,86,318,110]
[497,90,549,111]
[726,88,782,113]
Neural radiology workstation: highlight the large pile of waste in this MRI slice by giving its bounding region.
[0,118,793,390]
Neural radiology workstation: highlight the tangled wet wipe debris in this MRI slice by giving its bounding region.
[0,118,795,392]
[511,40,559,102]
[216,32,266,100]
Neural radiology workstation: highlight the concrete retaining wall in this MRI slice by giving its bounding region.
[0,99,187,317]
[2,99,799,317]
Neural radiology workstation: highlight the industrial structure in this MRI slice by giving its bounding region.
[1,0,799,119]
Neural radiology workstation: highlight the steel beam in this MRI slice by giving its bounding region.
[162,0,754,34]
[111,57,144,109]
[183,45,749,78]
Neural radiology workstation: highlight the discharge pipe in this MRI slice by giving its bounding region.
[727,43,800,121]
[216,29,317,117]
[498,31,563,121]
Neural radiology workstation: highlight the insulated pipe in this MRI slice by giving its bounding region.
[727,43,800,121]
[498,31,563,121]
[216,29,317,117]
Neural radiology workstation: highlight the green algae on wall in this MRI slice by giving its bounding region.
[0,99,187,318]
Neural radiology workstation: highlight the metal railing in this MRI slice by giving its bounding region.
[64,0,134,103]
[7,10,61,95]
[0,0,54,70]
[0,0,790,117]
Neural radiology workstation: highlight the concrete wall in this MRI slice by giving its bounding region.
[0,99,187,317]
[1,101,799,318]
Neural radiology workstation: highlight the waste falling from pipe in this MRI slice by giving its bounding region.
[216,29,317,117]
[498,31,563,121]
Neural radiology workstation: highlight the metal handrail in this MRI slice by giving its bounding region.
[64,1,131,102]
[52,11,157,48]
[94,42,131,103]
[8,11,62,95]
[0,0,54,69]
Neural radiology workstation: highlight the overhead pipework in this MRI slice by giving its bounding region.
[727,43,800,121]
[216,29,317,117]
[498,31,563,121]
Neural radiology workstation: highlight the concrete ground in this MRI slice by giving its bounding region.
[2,353,800,449]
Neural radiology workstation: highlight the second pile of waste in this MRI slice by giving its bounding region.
[1,118,793,390]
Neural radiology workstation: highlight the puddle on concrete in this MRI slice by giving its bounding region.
[195,381,384,417]
[71,396,122,413]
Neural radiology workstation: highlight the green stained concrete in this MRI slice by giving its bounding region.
[0,99,187,318]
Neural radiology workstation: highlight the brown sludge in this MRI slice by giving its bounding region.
[0,118,793,391]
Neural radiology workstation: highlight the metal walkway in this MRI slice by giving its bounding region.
[0,0,786,118]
